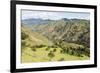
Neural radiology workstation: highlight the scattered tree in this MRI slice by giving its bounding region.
[48,51,55,60]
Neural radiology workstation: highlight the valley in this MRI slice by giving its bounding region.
[21,18,90,63]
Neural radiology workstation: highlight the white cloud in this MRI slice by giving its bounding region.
[22,10,90,20]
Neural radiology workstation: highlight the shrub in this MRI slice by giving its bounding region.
[50,45,58,48]
[34,45,46,48]
[32,48,36,51]
[45,47,50,51]
[21,32,29,40]
[53,49,56,52]
[60,50,63,53]
[58,58,65,61]
[60,50,65,54]
[84,48,90,57]
[21,41,26,49]
[66,48,69,53]
[70,50,74,55]
[48,51,55,58]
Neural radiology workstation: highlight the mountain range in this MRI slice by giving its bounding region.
[22,18,90,48]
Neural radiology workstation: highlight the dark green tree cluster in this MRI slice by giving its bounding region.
[60,46,90,57]
[31,45,46,49]
[48,51,55,59]
[21,32,29,40]
[21,31,29,50]
[45,45,57,51]
[53,40,90,57]
[21,41,26,49]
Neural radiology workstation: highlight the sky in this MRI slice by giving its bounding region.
[21,10,90,20]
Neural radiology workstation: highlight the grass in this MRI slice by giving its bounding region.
[21,26,52,46]
[21,46,89,63]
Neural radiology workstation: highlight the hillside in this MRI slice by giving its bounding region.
[21,18,90,63]
[21,25,53,47]
[24,19,90,48]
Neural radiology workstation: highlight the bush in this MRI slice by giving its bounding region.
[84,48,90,57]
[35,45,46,48]
[48,51,55,58]
[60,50,63,53]
[66,48,69,53]
[75,50,82,57]
[53,49,56,52]
[60,50,65,54]
[32,48,36,51]
[58,58,65,61]
[70,50,74,55]
[21,41,26,49]
[21,32,29,40]
[45,47,50,51]
[51,45,58,48]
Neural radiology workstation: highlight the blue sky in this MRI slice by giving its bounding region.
[22,10,90,20]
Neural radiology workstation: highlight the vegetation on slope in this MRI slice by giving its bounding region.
[21,19,90,63]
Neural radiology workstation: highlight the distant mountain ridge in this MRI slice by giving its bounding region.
[22,18,88,25]
[22,18,52,25]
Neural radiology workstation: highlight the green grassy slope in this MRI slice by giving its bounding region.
[22,47,89,63]
[21,26,52,46]
[21,26,89,63]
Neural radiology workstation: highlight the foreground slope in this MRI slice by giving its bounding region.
[21,25,89,63]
